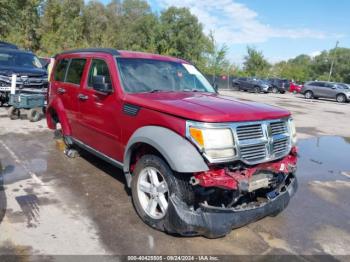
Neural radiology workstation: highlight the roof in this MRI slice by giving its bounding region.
[0,41,18,49]
[55,48,189,63]
[56,48,120,57]
[0,48,34,54]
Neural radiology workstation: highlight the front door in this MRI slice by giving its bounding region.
[76,57,123,161]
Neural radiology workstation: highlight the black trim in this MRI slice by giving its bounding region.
[71,137,124,168]
[56,48,120,58]
[164,175,298,238]
[123,104,140,116]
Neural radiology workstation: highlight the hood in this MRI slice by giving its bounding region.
[124,92,291,122]
[0,66,47,77]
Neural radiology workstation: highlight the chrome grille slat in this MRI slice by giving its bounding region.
[270,121,287,135]
[236,124,263,141]
[272,137,289,156]
[234,119,291,164]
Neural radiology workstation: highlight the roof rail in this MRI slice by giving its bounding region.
[56,48,120,57]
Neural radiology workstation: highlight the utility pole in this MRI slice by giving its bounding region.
[328,40,339,82]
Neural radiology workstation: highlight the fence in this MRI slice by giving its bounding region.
[204,74,238,90]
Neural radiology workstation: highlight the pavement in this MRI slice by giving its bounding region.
[0,91,350,258]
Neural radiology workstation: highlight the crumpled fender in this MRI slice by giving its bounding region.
[46,97,71,136]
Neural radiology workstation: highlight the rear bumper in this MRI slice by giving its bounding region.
[164,174,297,238]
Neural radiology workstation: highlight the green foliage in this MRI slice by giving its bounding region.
[2,0,349,83]
[202,32,231,76]
[243,46,270,77]
[157,7,211,66]
[271,47,350,83]
[0,0,220,74]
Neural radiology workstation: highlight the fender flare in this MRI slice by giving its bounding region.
[46,98,72,136]
[123,126,209,174]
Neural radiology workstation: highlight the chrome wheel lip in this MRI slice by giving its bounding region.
[137,167,169,220]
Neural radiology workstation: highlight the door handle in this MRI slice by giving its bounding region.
[57,87,66,94]
[77,94,88,101]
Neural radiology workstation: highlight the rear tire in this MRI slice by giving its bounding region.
[304,91,313,99]
[131,154,194,232]
[8,106,20,120]
[254,86,260,93]
[336,94,346,103]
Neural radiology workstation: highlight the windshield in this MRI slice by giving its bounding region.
[0,51,43,69]
[116,58,215,93]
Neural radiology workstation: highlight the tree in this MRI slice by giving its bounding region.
[0,0,19,36]
[119,0,158,52]
[203,32,230,76]
[157,7,212,66]
[39,0,85,55]
[1,0,42,51]
[243,46,270,77]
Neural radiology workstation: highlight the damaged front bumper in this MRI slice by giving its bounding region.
[164,173,297,238]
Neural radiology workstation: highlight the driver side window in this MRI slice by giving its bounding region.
[88,59,111,90]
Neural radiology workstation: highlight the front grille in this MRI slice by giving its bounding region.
[273,137,289,156]
[270,121,287,135]
[240,144,267,162]
[234,119,290,164]
[236,124,263,140]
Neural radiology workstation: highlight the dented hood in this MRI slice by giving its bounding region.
[124,92,290,122]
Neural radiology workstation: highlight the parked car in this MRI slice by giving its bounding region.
[289,81,303,93]
[232,77,270,93]
[267,78,289,94]
[47,48,298,238]
[301,81,350,103]
[0,48,48,106]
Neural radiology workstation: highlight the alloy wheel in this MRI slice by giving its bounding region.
[137,167,169,219]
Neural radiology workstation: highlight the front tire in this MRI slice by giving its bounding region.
[131,155,194,232]
[336,94,346,103]
[254,86,260,93]
[272,87,279,94]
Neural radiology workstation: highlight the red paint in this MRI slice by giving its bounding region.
[47,49,292,164]
[125,92,290,122]
[194,148,297,190]
[289,82,303,93]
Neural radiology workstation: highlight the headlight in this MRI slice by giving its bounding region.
[187,123,236,161]
[289,118,297,145]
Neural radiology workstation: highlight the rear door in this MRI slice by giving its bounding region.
[76,56,123,161]
[313,82,326,97]
[51,57,87,136]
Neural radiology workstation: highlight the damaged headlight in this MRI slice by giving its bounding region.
[289,118,297,145]
[187,122,236,161]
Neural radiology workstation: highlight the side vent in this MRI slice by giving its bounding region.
[123,104,140,116]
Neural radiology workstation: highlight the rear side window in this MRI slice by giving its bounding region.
[65,59,86,85]
[54,59,69,81]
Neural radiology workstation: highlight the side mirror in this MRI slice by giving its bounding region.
[92,75,112,93]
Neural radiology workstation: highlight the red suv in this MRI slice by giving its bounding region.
[47,48,298,238]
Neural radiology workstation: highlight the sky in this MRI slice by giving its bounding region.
[95,0,350,65]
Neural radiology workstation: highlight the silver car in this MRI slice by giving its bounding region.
[301,81,350,103]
